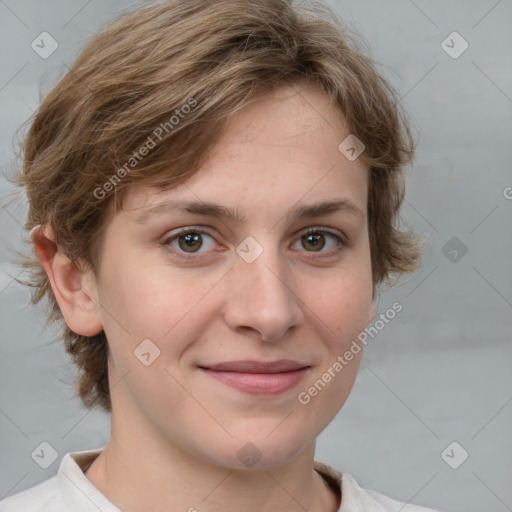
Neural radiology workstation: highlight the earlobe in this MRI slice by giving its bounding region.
[30,224,103,336]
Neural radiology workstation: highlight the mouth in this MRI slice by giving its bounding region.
[198,360,311,396]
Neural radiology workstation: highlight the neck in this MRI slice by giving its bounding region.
[85,424,339,512]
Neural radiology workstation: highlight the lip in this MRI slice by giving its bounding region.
[199,360,310,396]
[203,359,308,373]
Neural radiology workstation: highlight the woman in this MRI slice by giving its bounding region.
[1,1,439,510]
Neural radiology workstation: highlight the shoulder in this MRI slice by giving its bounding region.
[0,447,108,512]
[314,460,442,512]
[341,472,442,512]
[0,475,64,512]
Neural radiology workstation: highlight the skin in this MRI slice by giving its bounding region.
[32,83,375,512]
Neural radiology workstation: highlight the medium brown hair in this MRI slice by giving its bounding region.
[10,0,423,413]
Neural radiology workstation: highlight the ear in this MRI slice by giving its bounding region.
[30,224,103,337]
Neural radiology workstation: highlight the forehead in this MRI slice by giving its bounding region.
[120,83,368,219]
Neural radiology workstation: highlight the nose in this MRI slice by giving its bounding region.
[222,236,304,342]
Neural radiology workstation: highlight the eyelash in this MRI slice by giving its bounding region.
[162,226,349,261]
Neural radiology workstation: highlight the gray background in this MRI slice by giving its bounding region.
[0,1,511,511]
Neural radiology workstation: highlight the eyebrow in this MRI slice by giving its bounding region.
[133,198,365,224]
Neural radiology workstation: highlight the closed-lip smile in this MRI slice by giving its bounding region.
[198,359,310,395]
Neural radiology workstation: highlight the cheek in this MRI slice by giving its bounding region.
[301,274,370,409]
[302,267,373,348]
[99,261,223,376]
[99,254,205,334]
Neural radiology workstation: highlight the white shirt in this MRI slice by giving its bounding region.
[0,446,441,511]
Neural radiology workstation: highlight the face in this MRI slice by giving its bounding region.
[88,83,374,469]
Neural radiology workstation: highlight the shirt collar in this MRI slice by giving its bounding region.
[59,446,356,512]
[58,445,120,512]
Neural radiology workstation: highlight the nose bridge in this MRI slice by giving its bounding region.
[224,233,303,340]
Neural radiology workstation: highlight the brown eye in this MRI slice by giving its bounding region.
[164,228,216,258]
[177,232,203,253]
[301,232,326,252]
[292,228,347,256]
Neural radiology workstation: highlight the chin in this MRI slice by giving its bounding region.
[199,427,312,471]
